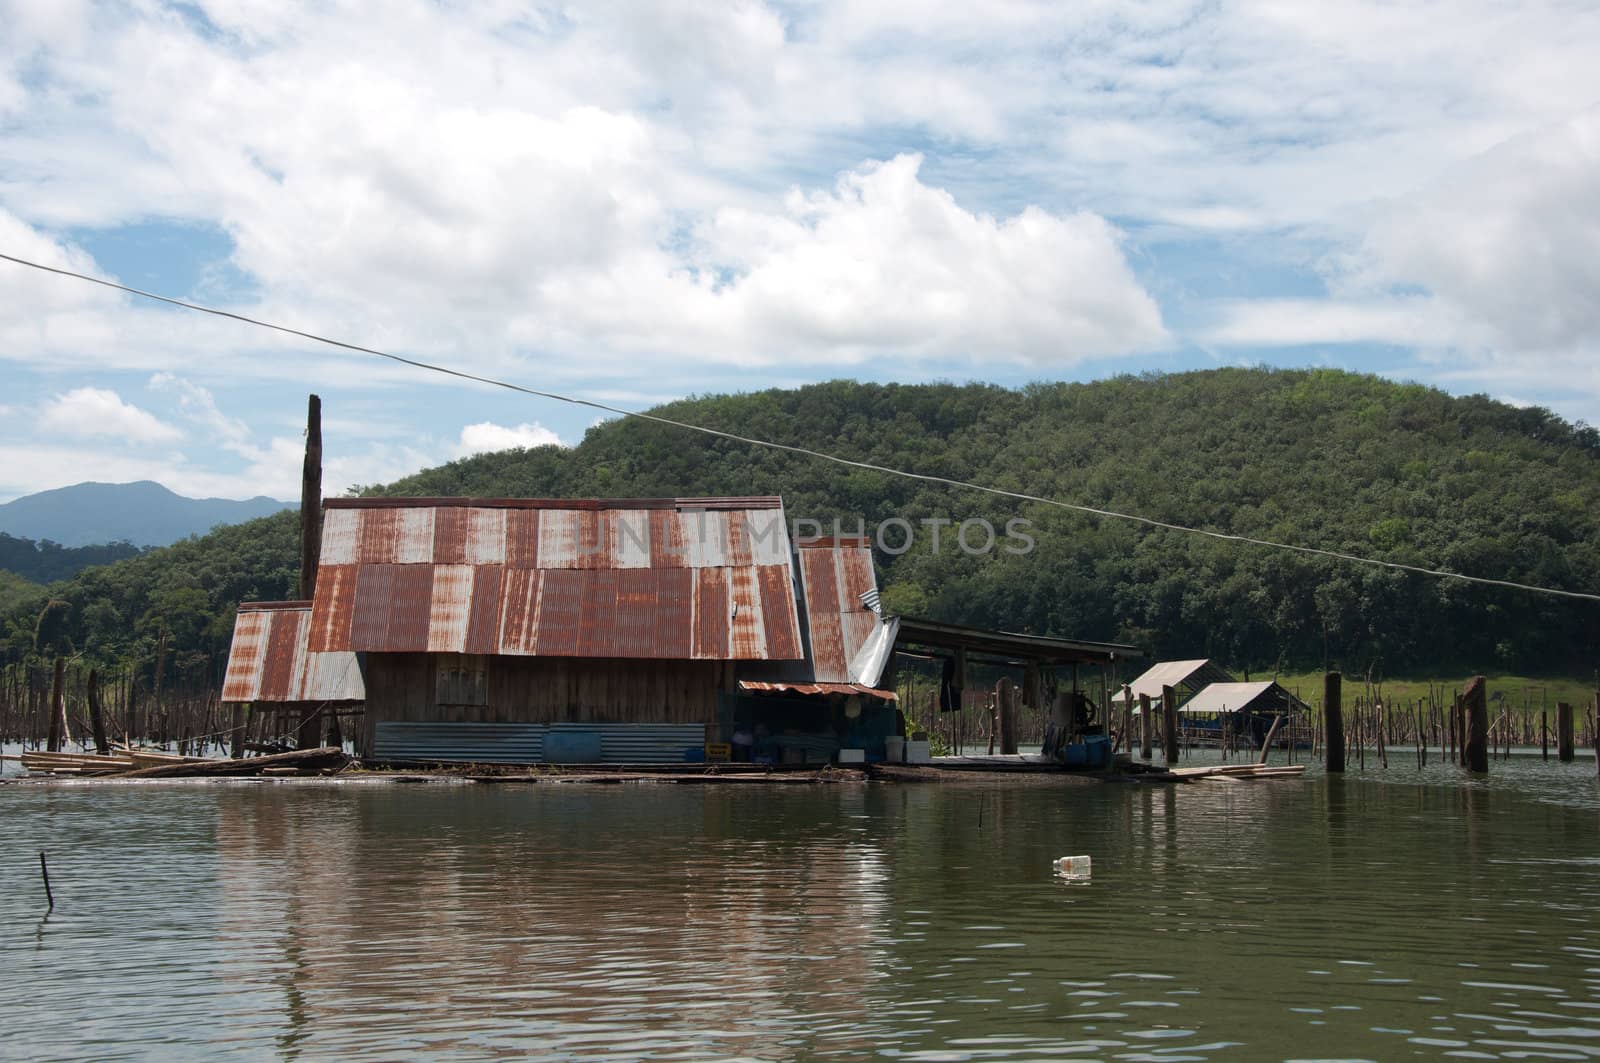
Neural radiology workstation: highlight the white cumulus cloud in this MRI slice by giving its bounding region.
[37,387,183,444]
[454,422,565,458]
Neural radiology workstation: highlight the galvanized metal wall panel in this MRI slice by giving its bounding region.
[372,722,546,764]
[613,568,658,656]
[691,567,729,659]
[311,500,804,661]
[653,568,694,659]
[504,509,540,567]
[613,510,652,569]
[370,721,707,765]
[745,508,790,566]
[360,508,398,563]
[299,644,363,702]
[393,507,436,564]
[260,609,301,700]
[223,604,364,703]
[385,564,436,652]
[498,568,542,655]
[757,564,802,660]
[463,507,505,565]
[320,508,361,566]
[577,569,620,656]
[537,509,578,569]
[800,548,846,681]
[431,507,469,564]
[426,564,473,653]
[648,509,688,568]
[465,566,504,655]
[221,610,269,702]
[725,565,766,659]
[534,569,582,655]
[308,563,357,653]
[351,564,397,648]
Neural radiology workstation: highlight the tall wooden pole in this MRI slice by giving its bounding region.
[87,667,110,755]
[1556,701,1574,763]
[298,394,323,601]
[1463,675,1489,773]
[1324,671,1344,773]
[1161,684,1179,766]
[1139,693,1153,760]
[997,676,1017,756]
[1121,684,1134,757]
[46,657,66,753]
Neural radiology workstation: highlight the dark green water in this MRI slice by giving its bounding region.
[2,760,1597,1061]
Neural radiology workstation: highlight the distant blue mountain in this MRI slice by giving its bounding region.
[0,481,294,548]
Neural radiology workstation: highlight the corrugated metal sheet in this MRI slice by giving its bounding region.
[796,537,887,683]
[1113,660,1236,703]
[372,722,545,764]
[308,498,803,660]
[738,681,898,701]
[222,603,365,703]
[1175,681,1306,716]
[370,721,708,765]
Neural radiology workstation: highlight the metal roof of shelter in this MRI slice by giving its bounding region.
[795,535,885,683]
[306,497,804,661]
[893,616,1142,665]
[222,602,364,704]
[1175,681,1309,716]
[1112,659,1236,704]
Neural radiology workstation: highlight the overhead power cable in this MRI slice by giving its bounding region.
[3,248,1597,604]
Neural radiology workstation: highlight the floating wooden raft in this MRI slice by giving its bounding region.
[1166,763,1306,782]
[19,746,347,779]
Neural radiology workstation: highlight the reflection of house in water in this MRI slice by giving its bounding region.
[213,787,895,1056]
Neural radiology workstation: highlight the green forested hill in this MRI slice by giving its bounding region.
[6,368,1598,688]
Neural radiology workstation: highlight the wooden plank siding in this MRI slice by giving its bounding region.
[359,653,723,755]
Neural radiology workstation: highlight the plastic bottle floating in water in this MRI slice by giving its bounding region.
[1053,855,1091,879]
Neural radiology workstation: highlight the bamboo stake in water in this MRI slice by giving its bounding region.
[40,852,53,910]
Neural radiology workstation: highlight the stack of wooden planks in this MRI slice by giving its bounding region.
[1167,763,1306,782]
[15,745,348,779]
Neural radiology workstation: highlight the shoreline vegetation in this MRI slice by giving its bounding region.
[0,369,1596,759]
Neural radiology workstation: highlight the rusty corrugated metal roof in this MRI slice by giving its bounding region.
[222,602,364,703]
[308,498,802,660]
[795,536,884,683]
[738,681,898,701]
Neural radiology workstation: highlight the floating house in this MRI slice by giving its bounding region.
[222,494,1140,767]
[1175,680,1309,744]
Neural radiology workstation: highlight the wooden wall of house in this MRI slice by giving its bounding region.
[359,653,724,753]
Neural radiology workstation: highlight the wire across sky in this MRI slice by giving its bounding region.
[3,249,1597,604]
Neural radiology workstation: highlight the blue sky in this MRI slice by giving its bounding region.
[1,1,1597,502]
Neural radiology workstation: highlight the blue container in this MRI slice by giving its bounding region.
[1059,735,1113,770]
[544,731,603,764]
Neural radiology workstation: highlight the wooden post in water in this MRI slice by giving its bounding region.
[1122,683,1134,757]
[1324,672,1344,773]
[1139,693,1153,760]
[997,676,1018,756]
[1161,684,1179,766]
[87,667,110,755]
[1541,710,1549,761]
[46,657,66,753]
[231,702,246,759]
[1463,675,1489,773]
[1556,701,1574,763]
